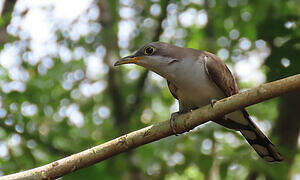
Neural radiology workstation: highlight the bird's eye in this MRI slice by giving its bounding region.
[144,46,155,55]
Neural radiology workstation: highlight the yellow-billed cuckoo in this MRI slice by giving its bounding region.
[114,42,283,162]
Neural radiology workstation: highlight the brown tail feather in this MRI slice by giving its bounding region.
[241,110,283,162]
[214,110,283,162]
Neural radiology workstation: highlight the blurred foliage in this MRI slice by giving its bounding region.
[0,0,299,179]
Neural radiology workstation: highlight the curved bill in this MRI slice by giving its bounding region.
[114,55,141,66]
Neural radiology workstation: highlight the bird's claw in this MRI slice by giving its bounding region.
[210,99,218,108]
[170,112,179,136]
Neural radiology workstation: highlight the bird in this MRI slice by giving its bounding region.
[114,41,283,162]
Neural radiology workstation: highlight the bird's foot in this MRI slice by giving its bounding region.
[170,112,180,136]
[210,99,218,108]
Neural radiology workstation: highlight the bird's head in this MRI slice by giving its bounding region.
[114,42,187,78]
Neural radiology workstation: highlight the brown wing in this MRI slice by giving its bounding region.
[204,52,283,162]
[167,80,178,99]
[203,52,239,96]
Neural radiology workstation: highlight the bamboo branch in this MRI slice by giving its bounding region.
[2,74,300,180]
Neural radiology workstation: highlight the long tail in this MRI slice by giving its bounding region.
[214,110,283,162]
[240,110,283,162]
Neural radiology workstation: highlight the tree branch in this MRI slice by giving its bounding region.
[0,0,17,44]
[2,74,300,180]
[98,0,124,124]
[126,0,169,117]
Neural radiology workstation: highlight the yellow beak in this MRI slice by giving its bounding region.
[114,56,141,66]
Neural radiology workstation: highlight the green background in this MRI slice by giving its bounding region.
[0,0,299,179]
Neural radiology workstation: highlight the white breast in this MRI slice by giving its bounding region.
[167,57,225,108]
